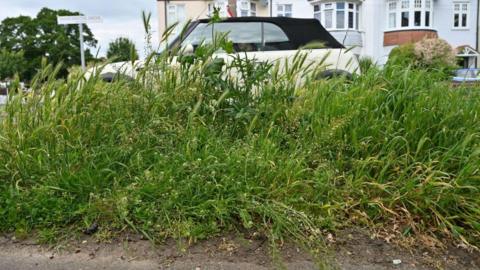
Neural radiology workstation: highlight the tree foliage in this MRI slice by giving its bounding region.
[107,37,139,62]
[0,48,26,80]
[0,8,98,81]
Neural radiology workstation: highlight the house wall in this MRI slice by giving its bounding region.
[434,0,478,48]
[478,2,480,55]
[236,0,270,17]
[301,0,479,65]
[272,0,312,18]
[157,0,210,37]
[157,0,269,36]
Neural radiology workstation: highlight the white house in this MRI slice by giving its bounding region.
[157,0,270,36]
[157,0,480,66]
[275,0,480,66]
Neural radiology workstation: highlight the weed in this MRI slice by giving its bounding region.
[0,40,479,254]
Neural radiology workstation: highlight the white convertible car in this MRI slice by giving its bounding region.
[93,17,359,81]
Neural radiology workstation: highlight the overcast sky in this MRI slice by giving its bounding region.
[0,0,160,58]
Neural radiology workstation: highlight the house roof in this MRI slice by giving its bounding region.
[456,45,480,57]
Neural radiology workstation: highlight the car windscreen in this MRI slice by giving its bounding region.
[181,22,294,52]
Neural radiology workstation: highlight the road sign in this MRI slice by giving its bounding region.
[57,15,103,71]
[57,16,103,25]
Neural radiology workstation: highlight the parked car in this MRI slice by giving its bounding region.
[452,68,480,84]
[91,17,359,82]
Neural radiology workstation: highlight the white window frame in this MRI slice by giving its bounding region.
[167,4,186,34]
[386,0,434,31]
[312,2,360,31]
[250,2,257,16]
[208,1,228,17]
[277,4,293,17]
[388,1,397,29]
[239,0,257,17]
[453,2,470,29]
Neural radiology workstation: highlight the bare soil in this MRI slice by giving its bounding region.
[0,229,478,270]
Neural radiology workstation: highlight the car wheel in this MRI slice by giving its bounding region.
[317,70,353,80]
[101,72,134,83]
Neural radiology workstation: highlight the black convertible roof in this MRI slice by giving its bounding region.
[196,17,344,49]
[169,17,344,50]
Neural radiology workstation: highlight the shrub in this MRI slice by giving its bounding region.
[388,43,416,67]
[388,38,457,76]
[413,38,457,69]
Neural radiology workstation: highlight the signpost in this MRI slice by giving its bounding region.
[57,16,103,70]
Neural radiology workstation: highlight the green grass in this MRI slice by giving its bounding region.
[0,50,479,252]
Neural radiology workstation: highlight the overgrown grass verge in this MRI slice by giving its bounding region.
[0,50,479,255]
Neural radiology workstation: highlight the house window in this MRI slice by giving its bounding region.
[277,4,293,17]
[208,3,214,16]
[314,4,321,22]
[386,0,433,30]
[167,4,186,33]
[313,2,359,30]
[453,2,469,29]
[388,2,397,28]
[400,0,409,27]
[425,0,431,27]
[323,3,333,28]
[208,2,227,17]
[250,2,257,16]
[239,0,257,17]
[240,0,249,16]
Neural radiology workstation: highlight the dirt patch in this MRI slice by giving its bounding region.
[332,229,479,270]
[0,229,478,270]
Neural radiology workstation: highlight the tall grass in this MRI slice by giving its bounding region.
[0,45,479,252]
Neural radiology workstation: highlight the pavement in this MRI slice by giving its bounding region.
[0,231,478,270]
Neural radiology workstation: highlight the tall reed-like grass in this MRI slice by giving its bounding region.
[0,44,479,252]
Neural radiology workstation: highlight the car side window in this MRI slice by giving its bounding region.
[261,22,292,51]
[181,23,212,46]
[181,22,293,52]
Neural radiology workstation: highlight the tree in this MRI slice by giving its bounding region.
[107,37,139,61]
[0,8,98,81]
[0,49,27,80]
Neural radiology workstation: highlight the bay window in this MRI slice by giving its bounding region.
[386,0,433,30]
[313,2,360,30]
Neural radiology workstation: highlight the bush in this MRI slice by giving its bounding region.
[388,38,457,76]
[388,43,416,67]
[414,38,457,69]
